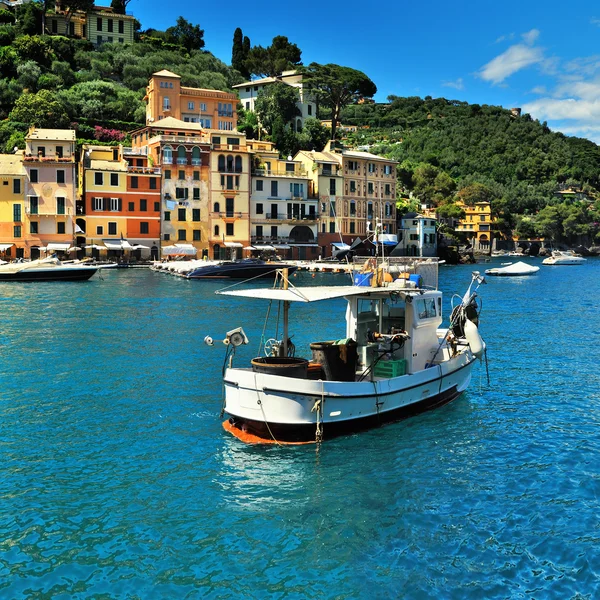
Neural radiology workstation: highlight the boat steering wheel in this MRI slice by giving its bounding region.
[263,338,279,356]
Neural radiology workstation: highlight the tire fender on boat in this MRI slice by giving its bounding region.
[463,318,485,358]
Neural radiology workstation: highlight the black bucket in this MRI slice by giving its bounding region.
[310,340,358,382]
[251,357,309,378]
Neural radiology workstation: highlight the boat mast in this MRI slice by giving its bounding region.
[282,268,289,357]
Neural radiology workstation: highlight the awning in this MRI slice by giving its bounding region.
[0,243,14,251]
[243,246,255,250]
[331,242,351,250]
[224,242,243,248]
[103,240,125,250]
[47,243,71,251]
[273,244,291,249]
[289,243,320,247]
[162,244,197,256]
[253,244,276,251]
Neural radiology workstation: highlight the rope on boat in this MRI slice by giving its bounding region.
[312,381,324,443]
[484,346,491,386]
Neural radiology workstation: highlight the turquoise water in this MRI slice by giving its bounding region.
[1,259,599,598]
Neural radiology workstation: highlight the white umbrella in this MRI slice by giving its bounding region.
[84,244,104,249]
[68,246,82,252]
[131,244,149,249]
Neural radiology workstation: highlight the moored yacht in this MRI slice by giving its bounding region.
[542,251,586,265]
[0,256,109,282]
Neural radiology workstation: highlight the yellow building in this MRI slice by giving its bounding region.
[145,70,238,130]
[0,153,26,260]
[208,131,251,259]
[46,3,136,45]
[455,200,494,246]
[23,128,77,258]
[295,142,397,256]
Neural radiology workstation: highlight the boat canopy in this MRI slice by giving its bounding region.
[217,285,370,303]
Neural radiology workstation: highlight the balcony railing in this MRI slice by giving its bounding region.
[252,167,308,178]
[122,146,148,156]
[127,166,161,174]
[177,158,187,165]
[25,208,73,216]
[217,167,243,173]
[191,159,202,166]
[211,211,247,219]
[255,213,317,222]
[23,155,75,162]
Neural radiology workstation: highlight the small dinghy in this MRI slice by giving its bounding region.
[485,261,539,276]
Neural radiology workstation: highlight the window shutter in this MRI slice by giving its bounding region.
[118,198,122,211]
[103,197,108,211]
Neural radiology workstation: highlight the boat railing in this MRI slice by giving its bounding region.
[352,256,439,289]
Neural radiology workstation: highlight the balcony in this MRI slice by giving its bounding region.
[318,167,340,177]
[252,167,308,178]
[191,159,202,166]
[177,158,188,165]
[148,134,207,145]
[217,167,243,174]
[255,213,317,224]
[23,155,75,163]
[25,208,73,216]
[122,146,148,156]
[213,144,244,151]
[211,211,247,220]
[127,165,161,174]
[163,158,173,165]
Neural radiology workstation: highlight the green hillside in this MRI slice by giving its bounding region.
[338,97,600,244]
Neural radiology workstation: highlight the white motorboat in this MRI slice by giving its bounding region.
[542,251,586,265]
[485,261,540,276]
[0,256,110,282]
[206,257,487,444]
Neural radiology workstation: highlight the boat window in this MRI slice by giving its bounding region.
[416,298,437,319]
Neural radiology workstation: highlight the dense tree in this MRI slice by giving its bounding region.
[9,89,69,127]
[110,0,133,14]
[15,1,42,36]
[303,63,376,141]
[165,17,204,52]
[13,35,54,66]
[457,182,496,206]
[255,82,300,135]
[245,35,301,78]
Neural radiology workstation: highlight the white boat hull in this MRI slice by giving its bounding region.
[223,349,477,442]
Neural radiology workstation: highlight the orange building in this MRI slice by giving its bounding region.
[145,70,238,131]
[131,118,211,256]
[79,145,161,258]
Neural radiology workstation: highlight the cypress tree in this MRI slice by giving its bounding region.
[232,28,245,75]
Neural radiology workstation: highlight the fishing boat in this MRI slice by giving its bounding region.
[485,261,540,276]
[542,251,586,265]
[0,256,109,282]
[206,257,487,444]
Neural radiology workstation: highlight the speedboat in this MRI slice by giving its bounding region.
[185,258,297,279]
[0,256,109,282]
[542,251,586,265]
[485,261,540,276]
[205,257,487,444]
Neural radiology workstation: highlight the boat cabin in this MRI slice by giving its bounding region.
[348,289,443,375]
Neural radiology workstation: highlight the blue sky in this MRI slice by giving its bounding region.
[133,0,600,143]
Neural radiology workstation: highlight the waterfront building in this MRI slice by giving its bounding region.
[79,144,162,258]
[23,128,77,258]
[130,117,210,257]
[247,140,318,260]
[295,142,397,257]
[45,3,136,44]
[398,212,437,256]
[455,200,494,251]
[208,131,251,259]
[145,71,238,130]
[233,71,316,132]
[0,153,26,259]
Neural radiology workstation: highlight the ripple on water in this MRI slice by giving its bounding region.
[1,264,600,597]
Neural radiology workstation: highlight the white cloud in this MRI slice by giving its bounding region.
[495,33,515,44]
[530,85,547,94]
[479,44,544,84]
[442,78,464,90]
[521,29,540,45]
[523,97,600,121]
